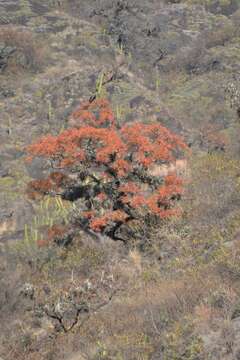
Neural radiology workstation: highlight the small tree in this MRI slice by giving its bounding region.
[26,99,187,241]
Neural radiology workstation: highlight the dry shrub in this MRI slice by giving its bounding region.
[199,123,228,152]
[75,264,229,358]
[183,153,240,231]
[215,238,240,283]
[194,304,216,329]
[193,285,237,331]
[0,26,47,72]
[126,272,223,327]
[205,24,236,49]
[72,270,217,360]
[128,249,142,273]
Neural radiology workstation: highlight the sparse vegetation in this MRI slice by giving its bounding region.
[1,0,240,359]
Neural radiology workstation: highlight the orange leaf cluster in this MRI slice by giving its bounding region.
[26,172,68,199]
[89,210,128,232]
[27,178,53,199]
[72,98,115,128]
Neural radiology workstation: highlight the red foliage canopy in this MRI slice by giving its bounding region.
[27,98,188,235]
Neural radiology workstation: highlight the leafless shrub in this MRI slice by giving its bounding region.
[0,26,47,72]
[204,24,236,49]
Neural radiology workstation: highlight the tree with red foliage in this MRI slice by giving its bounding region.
[26,98,187,241]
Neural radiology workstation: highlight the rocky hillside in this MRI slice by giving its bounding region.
[1,0,240,359]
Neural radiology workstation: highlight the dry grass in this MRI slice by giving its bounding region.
[2,224,240,360]
[69,256,237,358]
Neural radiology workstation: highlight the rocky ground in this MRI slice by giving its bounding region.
[1,0,240,359]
